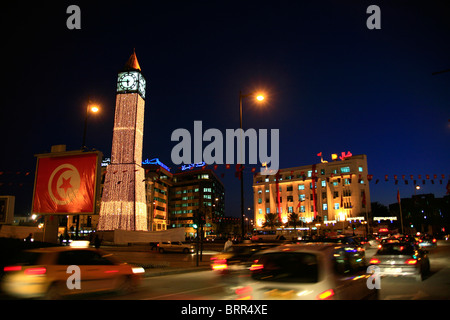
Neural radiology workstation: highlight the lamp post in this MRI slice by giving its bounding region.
[238,91,265,240]
[77,101,99,238]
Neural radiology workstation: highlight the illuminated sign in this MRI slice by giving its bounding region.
[142,158,171,172]
[101,158,111,167]
[331,151,353,161]
[181,162,206,171]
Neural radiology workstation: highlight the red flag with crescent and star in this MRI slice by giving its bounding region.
[32,152,99,214]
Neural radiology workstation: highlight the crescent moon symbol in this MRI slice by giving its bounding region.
[50,167,72,203]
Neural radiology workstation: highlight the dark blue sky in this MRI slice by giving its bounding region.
[1,0,449,217]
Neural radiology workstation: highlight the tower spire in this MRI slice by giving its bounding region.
[123,49,141,72]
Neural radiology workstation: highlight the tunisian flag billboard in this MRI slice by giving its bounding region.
[32,152,101,214]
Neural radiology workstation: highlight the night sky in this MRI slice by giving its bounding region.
[1,0,449,217]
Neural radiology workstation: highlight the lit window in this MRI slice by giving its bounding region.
[298,185,305,190]
[334,203,340,210]
[340,167,350,173]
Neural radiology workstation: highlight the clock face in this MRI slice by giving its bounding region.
[138,75,146,99]
[117,72,138,91]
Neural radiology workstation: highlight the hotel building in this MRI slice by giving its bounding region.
[253,154,371,232]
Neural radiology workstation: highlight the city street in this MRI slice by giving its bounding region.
[95,241,450,300]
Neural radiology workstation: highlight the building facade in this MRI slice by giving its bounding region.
[253,154,372,232]
[143,162,173,232]
[170,169,225,238]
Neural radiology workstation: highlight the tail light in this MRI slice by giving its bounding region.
[432,239,437,243]
[4,266,22,272]
[370,258,380,264]
[405,259,417,265]
[249,264,264,271]
[212,259,228,271]
[317,289,334,300]
[235,286,253,300]
[24,267,46,275]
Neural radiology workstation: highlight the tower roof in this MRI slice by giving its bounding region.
[123,49,141,72]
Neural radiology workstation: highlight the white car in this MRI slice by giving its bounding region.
[157,241,195,254]
[1,245,144,299]
[232,243,378,300]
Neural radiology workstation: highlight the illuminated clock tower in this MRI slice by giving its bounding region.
[98,50,148,231]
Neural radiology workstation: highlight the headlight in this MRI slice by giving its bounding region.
[132,267,145,274]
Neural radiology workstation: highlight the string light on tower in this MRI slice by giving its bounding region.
[98,50,148,231]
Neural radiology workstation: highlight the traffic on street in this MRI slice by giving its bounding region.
[3,236,449,300]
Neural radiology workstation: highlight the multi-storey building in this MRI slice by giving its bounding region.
[143,160,173,232]
[253,154,371,232]
[170,168,225,238]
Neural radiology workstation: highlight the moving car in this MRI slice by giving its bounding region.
[418,235,437,248]
[369,242,430,281]
[157,241,195,253]
[211,243,280,274]
[232,243,378,300]
[305,236,367,269]
[1,243,145,299]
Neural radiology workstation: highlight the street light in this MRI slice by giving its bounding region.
[238,91,265,239]
[82,101,100,150]
[77,100,100,239]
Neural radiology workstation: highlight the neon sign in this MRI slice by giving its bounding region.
[142,158,171,172]
[331,151,353,161]
[181,162,206,171]
[339,151,353,161]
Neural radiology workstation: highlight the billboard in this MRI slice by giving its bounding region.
[32,151,102,215]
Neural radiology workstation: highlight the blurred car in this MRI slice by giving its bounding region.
[232,243,377,300]
[1,243,144,299]
[307,236,367,269]
[211,243,280,274]
[157,241,195,253]
[369,242,430,281]
[418,235,437,248]
[379,236,417,247]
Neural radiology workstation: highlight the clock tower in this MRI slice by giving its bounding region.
[98,50,148,231]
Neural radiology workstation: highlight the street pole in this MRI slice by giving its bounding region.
[239,92,245,240]
[398,188,404,234]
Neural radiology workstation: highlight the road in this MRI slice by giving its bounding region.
[100,240,450,300]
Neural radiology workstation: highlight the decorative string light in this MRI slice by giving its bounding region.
[98,91,148,231]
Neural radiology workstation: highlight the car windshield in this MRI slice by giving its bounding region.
[377,243,415,255]
[251,252,319,283]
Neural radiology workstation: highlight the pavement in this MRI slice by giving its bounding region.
[101,244,220,278]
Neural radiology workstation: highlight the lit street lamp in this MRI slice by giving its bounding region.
[76,100,100,238]
[82,101,100,150]
[238,91,265,239]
